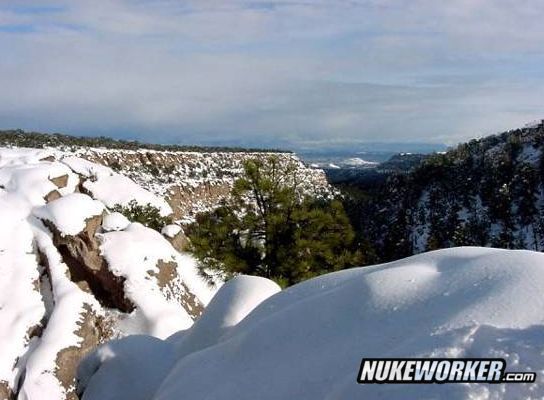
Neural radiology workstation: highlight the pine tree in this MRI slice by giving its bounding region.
[187,156,361,287]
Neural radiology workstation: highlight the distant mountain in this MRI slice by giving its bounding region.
[340,120,544,262]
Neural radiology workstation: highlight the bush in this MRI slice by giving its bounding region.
[111,200,171,232]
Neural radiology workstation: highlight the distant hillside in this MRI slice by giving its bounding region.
[324,152,432,186]
[0,129,290,153]
[340,120,544,262]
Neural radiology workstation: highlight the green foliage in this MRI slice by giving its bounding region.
[187,156,361,287]
[111,200,171,232]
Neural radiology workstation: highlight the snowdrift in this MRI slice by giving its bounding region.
[81,247,544,400]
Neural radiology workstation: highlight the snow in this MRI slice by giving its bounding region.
[19,218,103,400]
[61,156,114,179]
[161,224,182,238]
[79,247,544,400]
[167,275,280,358]
[0,161,77,205]
[102,212,130,232]
[62,156,173,217]
[77,335,177,400]
[343,157,378,167]
[83,174,172,217]
[33,193,105,236]
[0,193,45,391]
[99,223,213,338]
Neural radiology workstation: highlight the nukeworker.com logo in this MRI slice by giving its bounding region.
[357,358,536,384]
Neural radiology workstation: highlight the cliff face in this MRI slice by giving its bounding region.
[71,148,332,222]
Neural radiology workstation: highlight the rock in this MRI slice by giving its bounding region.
[0,381,13,400]
[43,215,135,312]
[44,189,61,203]
[54,305,112,400]
[152,260,204,318]
[161,225,189,252]
[49,174,69,189]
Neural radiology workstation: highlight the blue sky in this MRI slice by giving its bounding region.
[1,0,543,149]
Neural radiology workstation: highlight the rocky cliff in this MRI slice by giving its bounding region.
[69,148,331,222]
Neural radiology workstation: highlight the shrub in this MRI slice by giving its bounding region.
[111,200,171,232]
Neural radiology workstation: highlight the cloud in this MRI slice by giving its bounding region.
[1,0,543,148]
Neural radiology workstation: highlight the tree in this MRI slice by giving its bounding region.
[187,156,361,286]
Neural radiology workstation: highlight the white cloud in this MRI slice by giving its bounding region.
[0,0,543,148]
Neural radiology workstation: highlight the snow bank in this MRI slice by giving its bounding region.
[168,275,280,358]
[77,335,176,400]
[33,193,104,236]
[149,247,544,400]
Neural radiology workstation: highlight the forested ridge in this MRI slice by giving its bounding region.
[340,120,544,263]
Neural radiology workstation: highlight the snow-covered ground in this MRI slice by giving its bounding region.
[80,247,544,400]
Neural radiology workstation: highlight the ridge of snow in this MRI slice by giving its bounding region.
[19,218,103,400]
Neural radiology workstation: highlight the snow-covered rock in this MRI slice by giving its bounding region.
[78,275,279,399]
[77,335,177,400]
[102,212,130,232]
[161,224,189,252]
[33,193,105,236]
[62,155,173,217]
[161,224,182,238]
[0,147,218,399]
[100,223,209,338]
[80,247,544,400]
[82,174,172,217]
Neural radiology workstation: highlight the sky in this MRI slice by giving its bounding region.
[1,0,543,150]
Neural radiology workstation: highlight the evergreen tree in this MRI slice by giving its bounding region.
[187,156,361,286]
